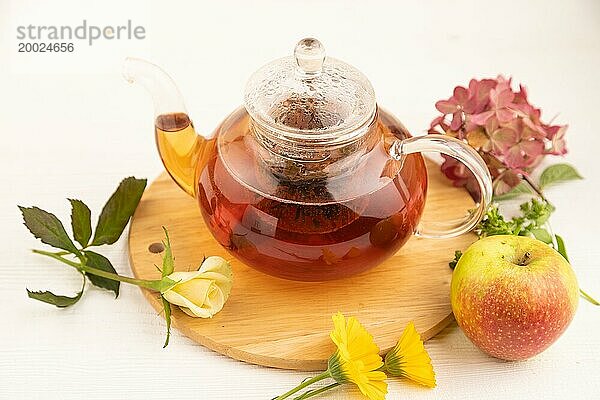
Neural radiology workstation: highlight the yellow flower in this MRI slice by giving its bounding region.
[328,312,388,400]
[384,321,436,388]
[162,256,232,318]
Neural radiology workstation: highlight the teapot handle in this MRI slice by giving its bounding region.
[390,134,493,238]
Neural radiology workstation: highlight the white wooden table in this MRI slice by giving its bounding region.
[2,0,599,398]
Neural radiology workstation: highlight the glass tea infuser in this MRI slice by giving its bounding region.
[124,38,492,281]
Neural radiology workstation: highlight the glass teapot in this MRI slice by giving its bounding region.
[124,38,492,281]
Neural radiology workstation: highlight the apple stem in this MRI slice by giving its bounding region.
[517,251,532,266]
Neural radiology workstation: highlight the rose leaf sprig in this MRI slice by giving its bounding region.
[19,177,233,346]
[20,177,147,303]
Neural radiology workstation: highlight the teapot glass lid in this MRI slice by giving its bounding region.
[244,38,376,139]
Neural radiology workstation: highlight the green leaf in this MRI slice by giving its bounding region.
[27,289,83,307]
[555,234,569,262]
[161,227,174,277]
[449,250,463,269]
[493,182,532,201]
[539,164,583,189]
[69,199,92,247]
[91,177,147,246]
[19,206,80,255]
[161,296,172,348]
[27,274,85,308]
[84,250,120,297]
[531,229,553,244]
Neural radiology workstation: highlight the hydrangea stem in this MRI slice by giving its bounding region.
[522,174,551,205]
[485,153,551,205]
[32,249,162,291]
[274,371,331,400]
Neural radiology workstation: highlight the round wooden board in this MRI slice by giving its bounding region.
[128,158,476,371]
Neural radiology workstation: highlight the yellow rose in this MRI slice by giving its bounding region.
[162,256,232,318]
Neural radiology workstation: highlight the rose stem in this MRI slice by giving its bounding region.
[32,249,162,291]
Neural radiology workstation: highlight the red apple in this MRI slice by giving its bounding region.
[451,235,579,360]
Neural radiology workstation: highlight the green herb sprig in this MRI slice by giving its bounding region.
[474,199,555,243]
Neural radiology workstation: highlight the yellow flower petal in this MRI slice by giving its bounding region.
[198,256,233,297]
[328,312,388,400]
[163,256,232,318]
[170,278,213,305]
[330,312,381,366]
[384,321,436,388]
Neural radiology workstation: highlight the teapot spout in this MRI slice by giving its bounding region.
[123,57,208,197]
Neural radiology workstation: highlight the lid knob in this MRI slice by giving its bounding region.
[294,38,325,75]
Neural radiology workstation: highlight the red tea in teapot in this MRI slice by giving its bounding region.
[157,109,428,281]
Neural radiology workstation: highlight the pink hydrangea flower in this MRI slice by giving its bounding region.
[435,86,472,131]
[429,76,568,196]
